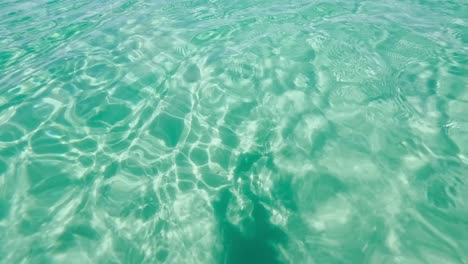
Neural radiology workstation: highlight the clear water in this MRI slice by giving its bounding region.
[1,0,468,263]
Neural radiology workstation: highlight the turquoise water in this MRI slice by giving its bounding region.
[1,0,468,263]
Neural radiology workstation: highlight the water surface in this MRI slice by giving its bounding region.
[1,0,468,263]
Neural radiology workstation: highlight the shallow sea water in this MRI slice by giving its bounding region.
[1,0,468,263]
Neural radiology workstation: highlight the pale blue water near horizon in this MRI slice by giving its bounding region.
[1,0,468,263]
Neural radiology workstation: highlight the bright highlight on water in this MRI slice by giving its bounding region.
[1,0,467,263]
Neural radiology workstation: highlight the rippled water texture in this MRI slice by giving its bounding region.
[1,0,468,263]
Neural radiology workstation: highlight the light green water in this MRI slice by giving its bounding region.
[1,0,468,263]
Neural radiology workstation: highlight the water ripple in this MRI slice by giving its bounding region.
[1,0,467,263]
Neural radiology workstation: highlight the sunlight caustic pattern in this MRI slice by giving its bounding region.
[0,0,467,263]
